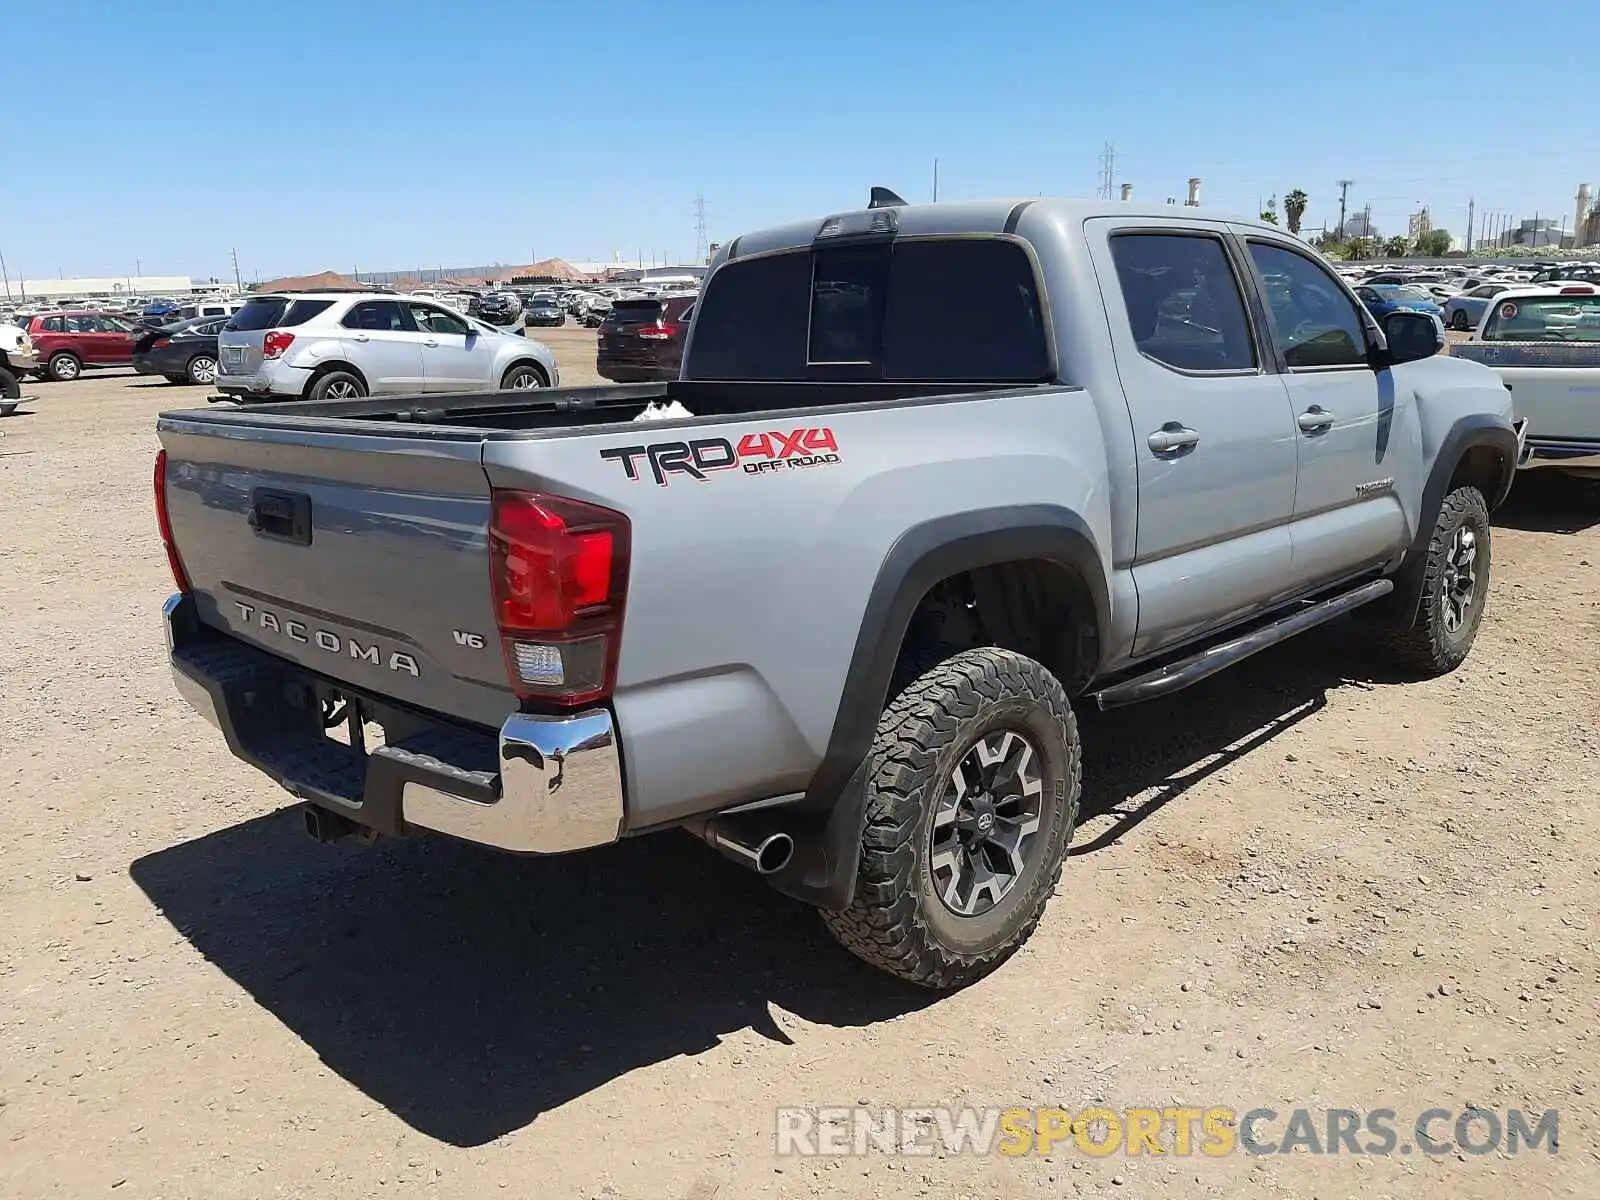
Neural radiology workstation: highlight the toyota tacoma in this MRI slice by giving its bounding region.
[156,194,1520,988]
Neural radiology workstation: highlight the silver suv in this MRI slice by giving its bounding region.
[215,292,559,402]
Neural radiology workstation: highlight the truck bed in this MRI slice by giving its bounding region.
[200,378,1026,433]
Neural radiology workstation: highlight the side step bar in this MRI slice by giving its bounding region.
[1091,578,1394,710]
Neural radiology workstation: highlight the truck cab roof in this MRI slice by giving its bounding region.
[717,197,1288,264]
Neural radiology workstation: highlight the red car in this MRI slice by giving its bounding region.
[25,311,142,381]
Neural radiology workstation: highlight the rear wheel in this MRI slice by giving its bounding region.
[0,365,19,401]
[185,354,217,385]
[46,352,81,382]
[1450,309,1470,331]
[307,370,366,401]
[820,647,1081,989]
[500,363,546,391]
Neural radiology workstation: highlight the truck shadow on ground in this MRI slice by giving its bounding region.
[1491,470,1600,534]
[130,622,1393,1146]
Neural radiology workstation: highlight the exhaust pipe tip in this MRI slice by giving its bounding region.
[750,831,795,876]
[690,820,795,876]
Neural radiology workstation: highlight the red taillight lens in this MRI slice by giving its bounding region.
[262,330,295,358]
[1558,285,1594,295]
[151,337,170,350]
[637,323,676,341]
[154,449,191,592]
[489,490,630,705]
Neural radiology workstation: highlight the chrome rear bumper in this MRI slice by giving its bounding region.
[163,593,625,854]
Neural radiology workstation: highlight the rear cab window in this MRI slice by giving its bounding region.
[686,238,1050,382]
[1481,294,1600,342]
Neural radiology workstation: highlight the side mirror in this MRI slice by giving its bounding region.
[1379,310,1444,366]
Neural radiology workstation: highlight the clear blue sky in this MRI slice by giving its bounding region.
[4,0,1592,283]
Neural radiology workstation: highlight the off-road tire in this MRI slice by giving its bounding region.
[820,647,1081,989]
[46,352,82,382]
[1380,485,1491,676]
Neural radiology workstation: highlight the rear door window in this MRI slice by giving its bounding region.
[341,301,410,332]
[1108,234,1257,373]
[688,237,1049,381]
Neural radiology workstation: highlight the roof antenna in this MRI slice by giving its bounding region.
[868,186,908,210]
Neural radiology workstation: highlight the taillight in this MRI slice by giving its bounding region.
[1558,285,1594,295]
[262,330,295,359]
[151,337,170,350]
[154,449,191,592]
[489,490,630,707]
[637,323,677,341]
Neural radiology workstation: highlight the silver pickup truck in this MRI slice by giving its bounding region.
[157,196,1520,989]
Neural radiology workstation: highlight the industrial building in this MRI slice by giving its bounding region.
[1,275,209,301]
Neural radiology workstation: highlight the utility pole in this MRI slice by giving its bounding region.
[231,248,243,292]
[1097,143,1116,201]
[1466,198,1474,252]
[694,194,709,264]
[1336,180,1354,239]
[0,248,10,300]
[932,158,939,203]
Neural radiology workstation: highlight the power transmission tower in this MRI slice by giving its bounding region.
[1336,179,1354,238]
[1097,143,1116,201]
[694,194,709,265]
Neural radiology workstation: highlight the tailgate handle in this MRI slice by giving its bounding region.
[247,489,313,546]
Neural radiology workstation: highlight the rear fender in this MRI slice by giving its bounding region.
[770,505,1108,909]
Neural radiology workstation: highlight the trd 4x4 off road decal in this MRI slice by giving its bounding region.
[600,427,841,486]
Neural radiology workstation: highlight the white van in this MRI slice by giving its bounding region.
[177,298,247,323]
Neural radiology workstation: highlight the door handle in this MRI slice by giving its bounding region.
[1147,423,1200,455]
[422,339,439,348]
[1297,406,1336,433]
[351,333,370,342]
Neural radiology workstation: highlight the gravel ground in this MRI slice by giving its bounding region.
[2,329,1598,1199]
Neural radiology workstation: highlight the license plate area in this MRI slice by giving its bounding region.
[223,346,245,367]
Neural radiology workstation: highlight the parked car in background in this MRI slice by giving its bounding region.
[133,316,228,385]
[26,311,143,380]
[142,299,180,323]
[174,298,246,324]
[472,291,523,326]
[596,296,695,382]
[523,298,565,327]
[1442,283,1516,331]
[1453,284,1600,475]
[0,318,39,408]
[1355,284,1445,323]
[215,292,558,401]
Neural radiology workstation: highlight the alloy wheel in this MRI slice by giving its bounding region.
[928,729,1044,917]
[324,380,360,400]
[1441,524,1478,634]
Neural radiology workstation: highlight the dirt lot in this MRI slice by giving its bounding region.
[2,330,1598,1199]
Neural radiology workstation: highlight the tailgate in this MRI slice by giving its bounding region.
[158,413,513,729]
[1453,342,1600,439]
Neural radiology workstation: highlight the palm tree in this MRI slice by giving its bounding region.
[1384,235,1410,259]
[1284,189,1308,236]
